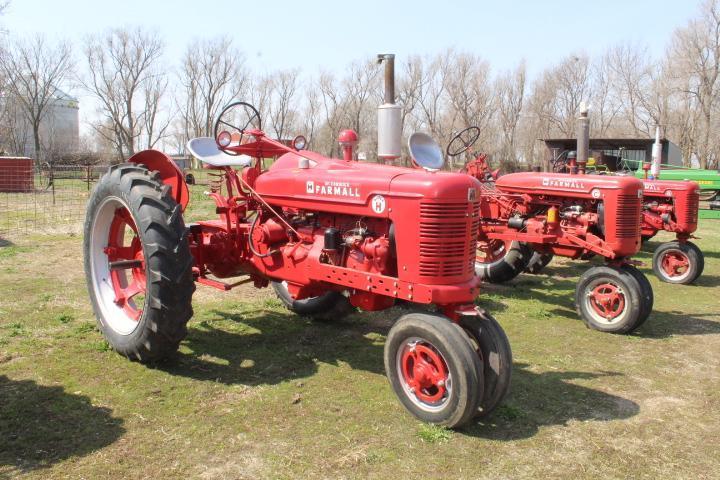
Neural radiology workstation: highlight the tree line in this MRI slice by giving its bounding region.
[1,0,720,170]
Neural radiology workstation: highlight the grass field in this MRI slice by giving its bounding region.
[1,214,719,479]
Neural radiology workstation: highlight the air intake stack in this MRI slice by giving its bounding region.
[377,54,402,163]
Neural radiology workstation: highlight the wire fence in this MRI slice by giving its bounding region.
[0,163,219,238]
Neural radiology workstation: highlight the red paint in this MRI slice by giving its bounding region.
[588,282,626,320]
[660,250,690,277]
[0,157,34,192]
[128,150,190,211]
[400,341,449,404]
[640,179,700,242]
[106,206,145,321]
[338,129,358,161]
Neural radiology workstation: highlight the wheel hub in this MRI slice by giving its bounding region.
[587,283,625,320]
[400,341,449,405]
[661,250,690,278]
[476,239,508,263]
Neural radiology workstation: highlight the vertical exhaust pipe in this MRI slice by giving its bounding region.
[576,102,589,175]
[377,54,401,163]
[650,125,662,179]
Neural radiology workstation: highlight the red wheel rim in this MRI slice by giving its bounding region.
[587,282,625,320]
[660,250,690,278]
[399,340,449,405]
[476,239,508,264]
[104,207,146,321]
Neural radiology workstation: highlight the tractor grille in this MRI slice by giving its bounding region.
[683,190,700,225]
[418,201,479,278]
[615,194,642,238]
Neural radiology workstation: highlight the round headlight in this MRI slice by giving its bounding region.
[217,131,232,148]
[293,135,307,151]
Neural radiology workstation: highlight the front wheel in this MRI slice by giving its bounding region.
[574,265,645,334]
[652,241,704,284]
[459,312,512,417]
[384,313,484,428]
[475,240,532,283]
[271,281,354,322]
[84,164,195,361]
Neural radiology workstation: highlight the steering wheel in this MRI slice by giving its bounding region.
[213,101,262,156]
[446,126,481,157]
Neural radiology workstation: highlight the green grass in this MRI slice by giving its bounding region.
[0,221,719,479]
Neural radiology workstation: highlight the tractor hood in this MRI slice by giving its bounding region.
[641,178,700,198]
[254,152,479,217]
[495,172,643,199]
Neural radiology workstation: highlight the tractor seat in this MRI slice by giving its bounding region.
[186,137,253,167]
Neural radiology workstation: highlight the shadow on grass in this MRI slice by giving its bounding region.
[635,310,720,338]
[693,274,720,288]
[159,307,387,386]
[0,375,124,473]
[464,362,639,440]
[0,238,14,248]
[159,307,641,441]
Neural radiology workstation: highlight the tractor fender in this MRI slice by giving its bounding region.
[128,149,190,212]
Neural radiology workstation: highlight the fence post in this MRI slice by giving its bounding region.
[51,164,56,206]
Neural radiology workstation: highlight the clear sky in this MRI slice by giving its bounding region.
[1,0,703,131]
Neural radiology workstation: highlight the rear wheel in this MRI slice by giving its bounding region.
[524,251,553,274]
[652,241,704,284]
[84,164,195,361]
[271,281,354,322]
[459,312,512,417]
[384,313,483,428]
[475,239,532,283]
[574,265,644,334]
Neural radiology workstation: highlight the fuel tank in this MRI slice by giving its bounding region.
[254,152,482,285]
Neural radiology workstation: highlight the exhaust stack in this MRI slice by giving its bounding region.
[377,54,402,163]
[576,102,589,175]
[650,125,662,179]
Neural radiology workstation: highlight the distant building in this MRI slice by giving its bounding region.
[542,137,684,170]
[0,89,79,161]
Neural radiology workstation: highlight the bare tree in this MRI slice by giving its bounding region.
[317,71,344,157]
[83,27,168,161]
[670,0,720,168]
[0,34,73,162]
[496,61,526,164]
[301,77,322,149]
[268,68,300,140]
[178,37,247,148]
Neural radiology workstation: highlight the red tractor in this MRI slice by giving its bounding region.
[447,127,653,334]
[83,102,512,428]
[639,179,703,284]
[553,150,704,285]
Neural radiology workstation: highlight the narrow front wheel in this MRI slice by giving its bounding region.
[652,241,704,284]
[459,312,512,417]
[575,265,644,334]
[384,313,484,428]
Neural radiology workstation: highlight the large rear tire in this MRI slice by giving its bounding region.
[524,251,554,274]
[475,240,532,283]
[384,313,484,428]
[574,265,644,334]
[84,164,195,362]
[271,281,354,322]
